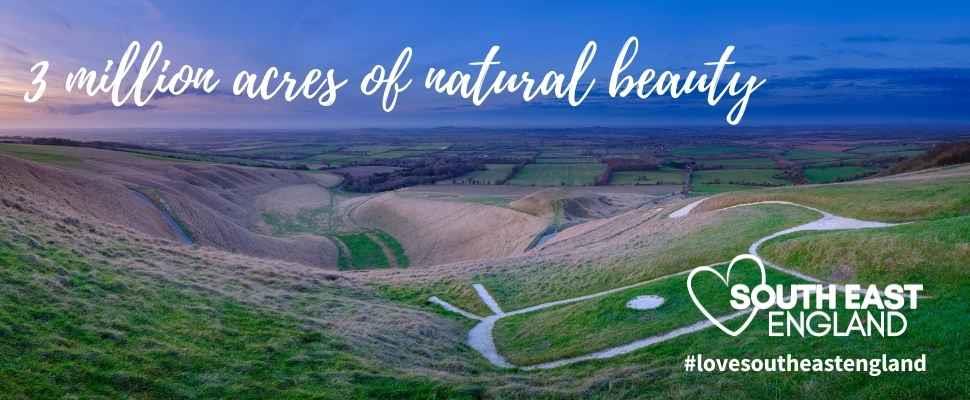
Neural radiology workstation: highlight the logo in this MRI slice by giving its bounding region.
[687,254,923,337]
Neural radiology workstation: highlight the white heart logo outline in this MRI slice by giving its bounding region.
[687,254,767,337]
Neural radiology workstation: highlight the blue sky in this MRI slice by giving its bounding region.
[1,0,969,129]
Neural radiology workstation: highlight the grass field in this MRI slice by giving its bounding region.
[333,231,409,270]
[447,164,517,184]
[507,163,606,186]
[335,232,390,269]
[494,261,805,365]
[374,230,410,268]
[803,166,877,183]
[610,168,685,185]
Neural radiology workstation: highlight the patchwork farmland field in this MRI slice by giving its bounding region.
[610,167,685,185]
[804,165,878,183]
[695,157,777,169]
[445,163,518,184]
[507,163,606,186]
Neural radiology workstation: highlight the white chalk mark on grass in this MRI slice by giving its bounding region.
[668,197,707,218]
[468,315,513,368]
[428,296,482,320]
[473,283,504,315]
[522,308,751,370]
[430,200,906,370]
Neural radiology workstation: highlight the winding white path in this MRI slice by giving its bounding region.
[432,199,900,370]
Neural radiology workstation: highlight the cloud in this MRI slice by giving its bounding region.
[842,34,898,43]
[938,36,970,45]
[765,68,970,98]
[836,49,889,59]
[788,55,817,62]
[734,61,776,68]
[47,102,158,115]
[0,43,27,57]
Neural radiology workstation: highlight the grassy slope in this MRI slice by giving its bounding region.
[495,215,970,366]
[698,174,970,221]
[760,215,970,294]
[0,144,82,166]
[0,242,466,399]
[522,285,969,400]
[262,207,334,236]
[496,212,969,398]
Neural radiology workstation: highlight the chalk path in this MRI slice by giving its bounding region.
[431,199,899,370]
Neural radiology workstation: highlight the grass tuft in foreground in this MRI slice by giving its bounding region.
[0,240,467,399]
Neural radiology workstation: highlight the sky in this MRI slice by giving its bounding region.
[1,0,969,130]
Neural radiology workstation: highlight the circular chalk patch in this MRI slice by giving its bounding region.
[626,295,665,310]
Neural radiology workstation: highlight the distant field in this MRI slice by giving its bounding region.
[690,182,769,194]
[670,145,752,157]
[696,157,777,169]
[803,165,877,183]
[446,163,517,184]
[226,144,336,158]
[610,168,684,185]
[692,168,788,194]
[849,144,928,154]
[535,157,598,164]
[307,153,365,166]
[693,168,787,185]
[370,150,431,159]
[331,166,401,178]
[507,163,606,186]
[783,148,857,160]
[343,145,401,154]
[405,143,450,151]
